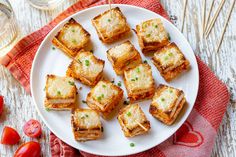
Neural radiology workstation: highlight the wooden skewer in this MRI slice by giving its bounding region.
[216,0,235,53]
[204,0,215,34]
[181,0,188,32]
[135,120,148,131]
[205,0,226,38]
[201,0,206,38]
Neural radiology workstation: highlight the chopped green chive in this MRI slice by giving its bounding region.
[108,19,111,22]
[97,96,102,101]
[154,25,158,28]
[169,90,173,93]
[72,39,77,44]
[146,34,151,37]
[45,108,50,111]
[81,116,85,119]
[82,100,87,103]
[101,94,104,98]
[136,67,140,73]
[111,80,115,83]
[130,143,135,147]
[161,98,165,101]
[124,100,129,105]
[68,81,75,86]
[77,59,82,63]
[102,85,106,88]
[72,29,75,32]
[135,77,138,80]
[167,33,171,40]
[168,53,173,57]
[131,79,135,81]
[57,91,61,95]
[85,114,89,118]
[127,112,131,116]
[85,60,90,66]
[52,47,56,50]
[164,56,169,60]
[144,60,148,64]
[117,82,121,87]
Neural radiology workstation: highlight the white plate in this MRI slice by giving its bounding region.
[31,4,199,156]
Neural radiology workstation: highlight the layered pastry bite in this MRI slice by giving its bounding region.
[107,41,142,75]
[136,18,170,54]
[117,104,151,137]
[86,80,123,118]
[149,84,186,125]
[71,109,103,141]
[152,43,190,82]
[44,75,77,110]
[124,63,155,102]
[91,7,131,43]
[66,49,105,86]
[52,18,90,57]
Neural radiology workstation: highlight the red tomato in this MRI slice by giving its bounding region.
[0,95,4,115]
[14,141,41,157]
[23,119,42,138]
[1,126,20,145]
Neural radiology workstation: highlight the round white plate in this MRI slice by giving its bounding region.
[31,4,199,156]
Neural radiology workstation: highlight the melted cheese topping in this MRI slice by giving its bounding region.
[108,42,133,58]
[126,64,153,91]
[140,19,168,42]
[153,88,178,111]
[92,81,118,105]
[75,53,103,78]
[154,47,183,68]
[47,76,75,98]
[99,10,126,35]
[60,26,86,48]
[123,105,146,130]
[75,110,101,129]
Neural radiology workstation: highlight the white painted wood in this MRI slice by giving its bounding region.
[0,0,235,156]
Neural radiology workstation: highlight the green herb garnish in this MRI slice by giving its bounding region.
[146,34,151,37]
[108,19,111,22]
[102,85,106,88]
[85,114,89,118]
[135,77,138,80]
[45,108,50,111]
[85,60,90,66]
[72,29,75,32]
[57,91,61,95]
[164,56,169,60]
[97,96,102,101]
[101,94,104,98]
[82,100,87,103]
[68,81,75,86]
[144,60,148,64]
[167,33,171,40]
[168,53,173,57]
[161,98,165,101]
[117,81,121,87]
[52,47,56,50]
[130,143,135,147]
[131,79,135,81]
[72,39,77,44]
[154,25,158,28]
[136,67,140,73]
[127,112,131,116]
[111,80,115,83]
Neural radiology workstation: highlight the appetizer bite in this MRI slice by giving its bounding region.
[136,18,169,54]
[66,49,105,86]
[86,80,123,118]
[149,84,186,125]
[71,109,103,141]
[44,75,77,110]
[91,7,131,43]
[152,43,190,82]
[124,63,155,102]
[117,104,151,137]
[52,18,90,57]
[107,41,142,75]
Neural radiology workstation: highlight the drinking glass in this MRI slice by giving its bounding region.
[27,0,65,10]
[0,0,18,52]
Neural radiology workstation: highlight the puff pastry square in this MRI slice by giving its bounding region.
[149,84,186,125]
[152,43,190,82]
[124,63,155,102]
[71,109,103,141]
[136,18,170,54]
[66,50,105,86]
[92,7,131,43]
[44,75,77,110]
[107,41,142,75]
[52,18,90,57]
[118,104,151,137]
[86,80,123,118]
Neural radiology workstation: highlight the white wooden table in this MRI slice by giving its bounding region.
[0,0,235,156]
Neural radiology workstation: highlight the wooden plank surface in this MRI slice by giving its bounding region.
[0,0,235,156]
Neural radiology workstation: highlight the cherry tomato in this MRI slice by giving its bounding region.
[0,95,4,115]
[23,119,42,138]
[1,126,20,145]
[14,141,41,157]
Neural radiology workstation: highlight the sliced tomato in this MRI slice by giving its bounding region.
[14,141,41,157]
[23,119,42,138]
[1,126,20,145]
[0,95,4,115]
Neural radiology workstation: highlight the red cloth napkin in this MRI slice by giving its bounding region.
[1,0,230,157]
